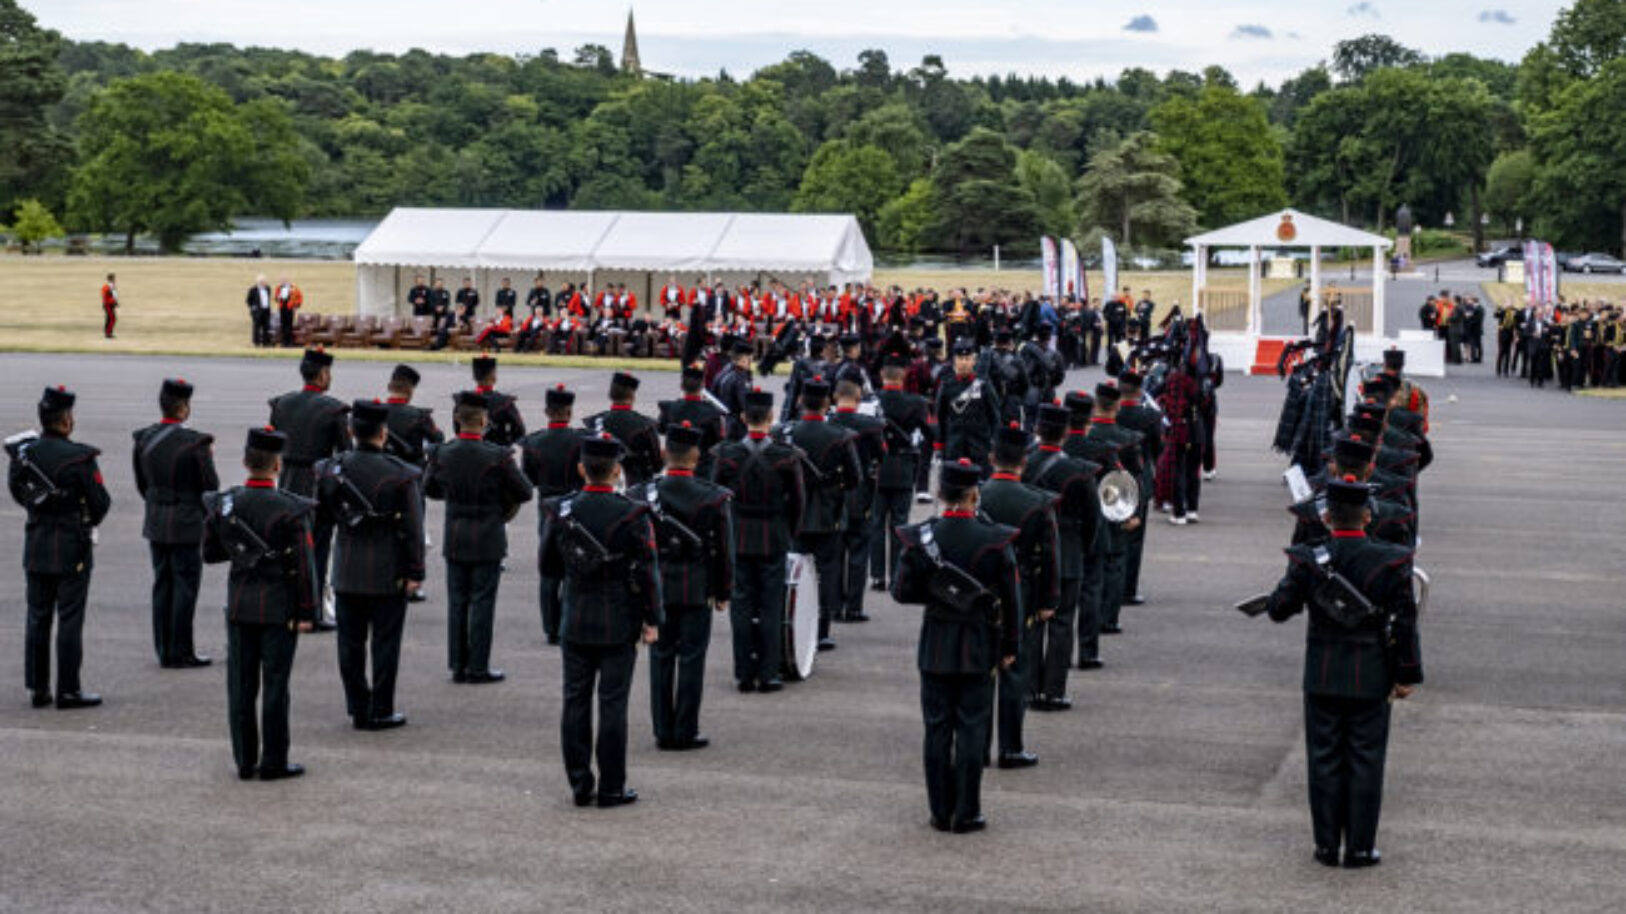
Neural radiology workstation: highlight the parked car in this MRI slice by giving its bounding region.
[1554,251,1579,269]
[1563,253,1626,274]
[1476,244,1524,268]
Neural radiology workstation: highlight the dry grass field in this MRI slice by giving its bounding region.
[1479,281,1624,309]
[0,255,1285,361]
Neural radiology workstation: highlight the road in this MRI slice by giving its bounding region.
[1,352,1623,913]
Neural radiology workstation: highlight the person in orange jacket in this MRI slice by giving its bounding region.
[101,273,118,339]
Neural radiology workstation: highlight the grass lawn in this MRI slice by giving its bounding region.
[1479,281,1626,309]
[0,254,1287,363]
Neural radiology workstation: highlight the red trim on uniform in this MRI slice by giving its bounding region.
[749,432,768,441]
[942,510,976,518]
[666,469,695,477]
[582,485,615,493]
[301,384,322,392]
[990,472,1021,481]
[1066,429,1085,437]
[956,374,974,382]
[683,395,703,402]
[244,479,276,489]
[1091,417,1116,425]
[457,433,483,440]
[475,385,494,394]
[610,404,633,411]
[386,397,409,404]
[835,407,856,413]
[1037,445,1061,453]
[1330,530,1366,539]
[801,414,825,422]
[547,422,568,429]
[159,418,181,425]
[1122,399,1141,407]
[882,385,904,391]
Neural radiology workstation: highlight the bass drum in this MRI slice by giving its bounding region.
[783,553,820,681]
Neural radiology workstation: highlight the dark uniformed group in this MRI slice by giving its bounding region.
[6,335,1430,864]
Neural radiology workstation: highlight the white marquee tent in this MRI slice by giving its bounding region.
[352,208,874,317]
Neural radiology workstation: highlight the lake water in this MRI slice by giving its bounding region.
[186,218,378,259]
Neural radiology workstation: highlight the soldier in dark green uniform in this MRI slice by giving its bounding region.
[1292,434,1416,548]
[202,427,319,780]
[1062,393,1117,664]
[784,377,861,649]
[657,364,728,478]
[1262,475,1424,868]
[890,459,1021,833]
[830,379,885,623]
[1115,370,1162,606]
[978,424,1059,769]
[519,384,586,644]
[268,347,351,631]
[424,392,532,684]
[585,372,663,486]
[315,400,425,731]
[540,435,663,807]
[1024,404,1100,707]
[1076,384,1143,640]
[8,386,112,709]
[871,356,932,590]
[712,341,756,440]
[628,423,734,751]
[381,364,441,603]
[133,378,219,669]
[933,339,1002,475]
[710,389,805,692]
[471,353,526,447]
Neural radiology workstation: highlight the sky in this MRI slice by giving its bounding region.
[25,0,1569,88]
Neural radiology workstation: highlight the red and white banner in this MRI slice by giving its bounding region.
[1040,236,1060,299]
[1060,238,1081,302]
[1523,240,1558,306]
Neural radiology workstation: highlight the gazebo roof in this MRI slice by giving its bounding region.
[1185,209,1391,249]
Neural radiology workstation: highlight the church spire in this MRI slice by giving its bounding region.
[620,9,641,75]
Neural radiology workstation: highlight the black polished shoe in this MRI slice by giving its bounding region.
[817,638,836,652]
[870,579,887,592]
[1031,696,1072,711]
[451,670,468,684]
[659,735,710,751]
[365,713,407,731]
[258,763,305,781]
[951,816,987,834]
[573,788,595,808]
[55,692,102,710]
[1344,849,1382,869]
[179,655,212,668]
[1127,594,1147,606]
[406,589,427,604]
[929,816,952,833]
[758,679,784,693]
[238,767,257,781]
[30,691,52,708]
[1099,623,1124,635]
[997,751,1039,769]
[597,788,639,808]
[464,669,506,685]
[545,634,561,645]
[846,612,870,623]
[1077,658,1104,671]
[1313,846,1341,868]
[311,619,338,633]
[737,679,759,693]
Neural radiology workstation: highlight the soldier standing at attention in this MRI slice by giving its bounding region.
[585,372,663,486]
[890,459,1021,833]
[978,424,1059,769]
[1262,476,1423,868]
[315,400,425,732]
[870,355,931,590]
[424,392,532,685]
[657,364,728,478]
[934,339,1002,477]
[1114,370,1162,603]
[202,427,318,780]
[100,273,118,339]
[540,435,663,807]
[830,379,885,623]
[381,364,441,603]
[710,389,805,693]
[133,378,219,669]
[628,423,734,751]
[519,384,586,645]
[8,386,112,709]
[268,347,351,631]
[784,378,861,650]
[471,353,526,448]
[711,341,756,441]
[1024,404,1100,706]
[1078,385,1143,638]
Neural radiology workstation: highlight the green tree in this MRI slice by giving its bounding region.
[844,103,932,180]
[792,141,901,242]
[1529,58,1626,252]
[1076,131,1196,249]
[1331,34,1426,83]
[1149,84,1287,226]
[9,198,63,252]
[1483,149,1535,236]
[1550,0,1626,77]
[1014,149,1075,238]
[0,0,69,210]
[876,178,936,252]
[67,71,308,252]
[930,127,1037,253]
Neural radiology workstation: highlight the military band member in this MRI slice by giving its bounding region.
[471,353,526,448]
[658,364,728,478]
[871,356,932,589]
[315,400,425,731]
[830,379,885,623]
[381,365,442,470]
[934,339,1002,475]
[133,378,219,669]
[1079,384,1143,639]
[627,423,734,751]
[979,424,1059,769]
[424,392,532,684]
[891,459,1021,833]
[710,389,805,692]
[784,377,861,650]
[712,341,756,440]
[540,435,663,808]
[519,384,587,644]
[268,347,351,631]
[1291,434,1416,548]
[833,333,873,394]
[202,427,318,780]
[1024,403,1101,704]
[585,372,663,486]
[407,275,432,317]
[1062,393,1119,665]
[1262,475,1423,867]
[8,386,112,709]
[1115,371,1161,605]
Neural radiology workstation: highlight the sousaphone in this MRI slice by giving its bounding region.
[1098,469,1140,523]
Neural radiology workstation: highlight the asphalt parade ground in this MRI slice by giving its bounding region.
[1,351,1623,913]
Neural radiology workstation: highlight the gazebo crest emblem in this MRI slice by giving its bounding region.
[1276,214,1297,243]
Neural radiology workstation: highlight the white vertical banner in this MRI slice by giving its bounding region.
[1102,236,1119,302]
[1060,238,1080,300]
[1541,242,1558,304]
[1522,240,1540,305]
[1040,236,1060,299]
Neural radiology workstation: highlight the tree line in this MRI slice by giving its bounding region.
[1,0,1624,256]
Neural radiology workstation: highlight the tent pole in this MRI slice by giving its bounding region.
[1309,245,1321,336]
[1372,246,1386,339]
[1248,245,1260,337]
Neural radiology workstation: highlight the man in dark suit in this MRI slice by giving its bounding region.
[628,423,734,751]
[424,392,532,684]
[710,389,805,692]
[381,364,440,603]
[934,339,1002,476]
[133,378,219,669]
[246,275,273,347]
[584,373,663,486]
[829,379,885,623]
[1077,384,1143,639]
[890,459,1021,833]
[871,356,931,590]
[470,353,526,448]
[784,378,861,649]
[269,347,351,631]
[1263,475,1424,868]
[315,400,425,731]
[540,435,663,807]
[519,384,587,644]
[1024,404,1100,705]
[657,364,728,478]
[455,277,480,328]
[202,427,319,780]
[711,342,755,441]
[1115,371,1162,605]
[8,386,113,709]
[407,275,432,317]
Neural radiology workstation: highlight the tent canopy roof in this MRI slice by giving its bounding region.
[353,208,873,281]
[1185,208,1392,250]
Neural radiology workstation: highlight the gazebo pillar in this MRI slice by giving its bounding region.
[1371,246,1386,337]
[1308,245,1322,334]
[1248,245,1261,336]
[1191,245,1205,316]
